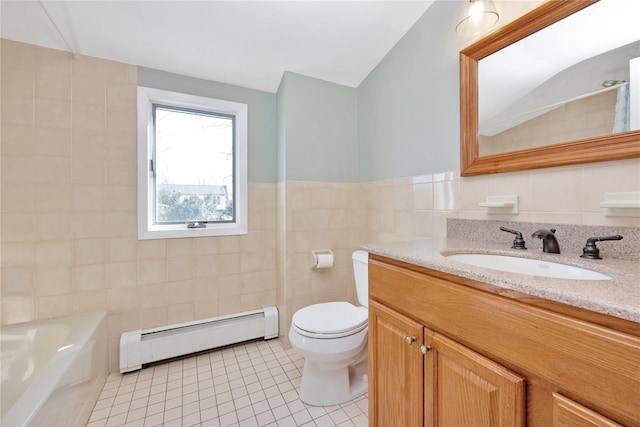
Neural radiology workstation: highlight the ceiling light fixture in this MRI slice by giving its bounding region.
[455,0,500,38]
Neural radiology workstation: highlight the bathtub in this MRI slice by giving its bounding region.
[1,311,108,427]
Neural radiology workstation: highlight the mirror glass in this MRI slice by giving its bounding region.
[478,0,640,156]
[460,0,640,176]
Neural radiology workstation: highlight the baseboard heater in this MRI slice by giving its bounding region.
[119,306,278,373]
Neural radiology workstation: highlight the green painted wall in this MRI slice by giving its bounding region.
[140,0,466,184]
[138,67,278,183]
[357,1,463,182]
[277,72,358,183]
[276,73,288,183]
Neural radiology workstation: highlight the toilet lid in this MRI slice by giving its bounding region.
[292,302,367,337]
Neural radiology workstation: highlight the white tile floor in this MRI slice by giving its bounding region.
[87,339,368,427]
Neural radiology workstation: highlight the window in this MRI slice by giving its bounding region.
[137,87,248,239]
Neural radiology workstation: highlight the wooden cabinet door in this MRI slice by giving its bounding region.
[369,300,424,427]
[552,393,624,427]
[424,330,525,427]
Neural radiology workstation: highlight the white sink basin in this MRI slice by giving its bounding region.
[445,253,612,281]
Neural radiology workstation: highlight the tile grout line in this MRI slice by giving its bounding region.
[87,339,368,427]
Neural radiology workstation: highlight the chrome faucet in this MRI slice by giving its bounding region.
[531,228,560,254]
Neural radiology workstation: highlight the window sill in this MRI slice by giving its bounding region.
[137,222,247,240]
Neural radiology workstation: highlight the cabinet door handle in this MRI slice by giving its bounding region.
[420,345,431,355]
[405,336,417,345]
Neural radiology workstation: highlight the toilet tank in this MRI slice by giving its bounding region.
[352,250,369,307]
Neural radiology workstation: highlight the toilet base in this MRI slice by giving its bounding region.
[298,357,368,407]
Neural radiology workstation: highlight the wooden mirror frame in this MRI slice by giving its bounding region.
[460,0,640,177]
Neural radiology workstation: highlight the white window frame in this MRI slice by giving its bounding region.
[137,86,248,240]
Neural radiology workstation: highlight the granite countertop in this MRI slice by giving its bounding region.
[361,238,640,323]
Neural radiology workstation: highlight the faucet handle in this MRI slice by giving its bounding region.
[499,226,527,250]
[580,235,623,260]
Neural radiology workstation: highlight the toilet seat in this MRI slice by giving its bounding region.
[292,302,368,339]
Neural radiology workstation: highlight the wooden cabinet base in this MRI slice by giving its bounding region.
[368,255,640,427]
[552,394,623,427]
[425,332,525,427]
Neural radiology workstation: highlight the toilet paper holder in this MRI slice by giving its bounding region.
[311,249,334,269]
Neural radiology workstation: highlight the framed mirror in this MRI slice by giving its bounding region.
[460,0,640,176]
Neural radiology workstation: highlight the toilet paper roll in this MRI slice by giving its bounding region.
[312,250,334,269]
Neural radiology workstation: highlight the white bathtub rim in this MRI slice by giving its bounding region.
[1,311,107,427]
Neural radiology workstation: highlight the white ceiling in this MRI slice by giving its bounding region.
[1,0,435,93]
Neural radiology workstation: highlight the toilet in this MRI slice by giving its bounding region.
[288,250,369,406]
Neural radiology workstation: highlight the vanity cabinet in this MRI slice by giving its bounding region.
[368,255,640,427]
[369,300,525,427]
[369,301,423,426]
[423,328,525,427]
